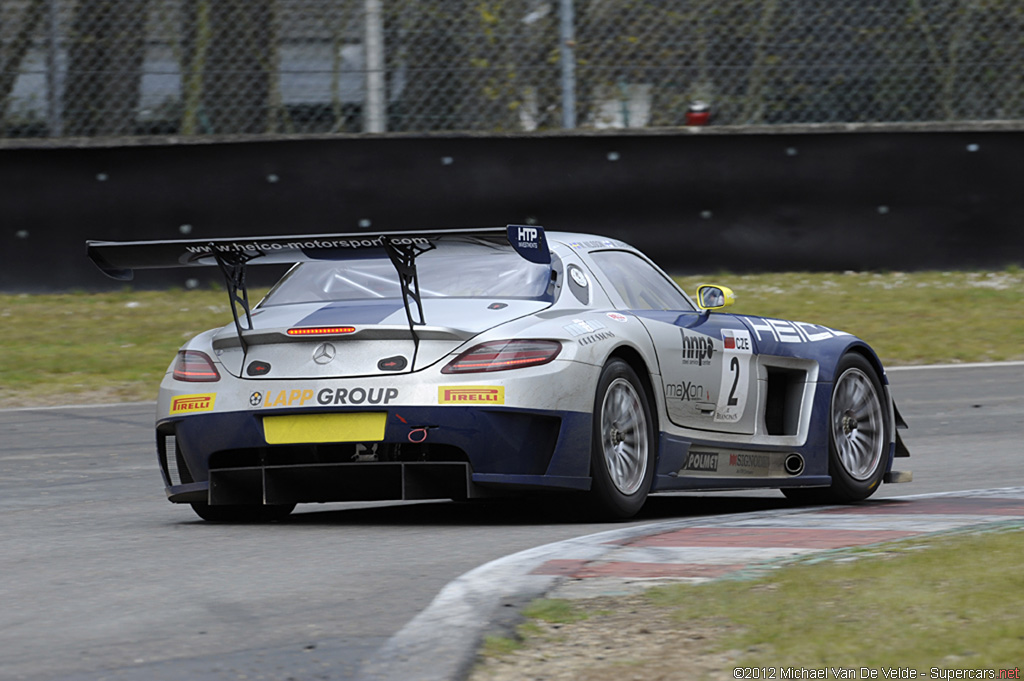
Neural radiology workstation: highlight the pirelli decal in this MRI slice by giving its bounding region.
[438,386,505,405]
[170,393,216,415]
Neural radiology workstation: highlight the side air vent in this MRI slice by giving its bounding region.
[764,366,806,436]
[164,435,182,484]
[158,430,194,486]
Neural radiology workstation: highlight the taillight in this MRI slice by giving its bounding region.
[441,340,561,374]
[172,350,221,382]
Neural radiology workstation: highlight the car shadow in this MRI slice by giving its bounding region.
[269,492,813,528]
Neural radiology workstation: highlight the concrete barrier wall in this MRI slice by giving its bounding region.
[2,125,1022,291]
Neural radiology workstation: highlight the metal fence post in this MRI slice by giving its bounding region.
[364,0,386,133]
[46,0,63,137]
[559,0,576,129]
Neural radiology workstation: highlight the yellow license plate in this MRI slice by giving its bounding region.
[262,413,386,445]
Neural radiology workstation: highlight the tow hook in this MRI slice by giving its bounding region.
[395,414,437,443]
[407,425,441,443]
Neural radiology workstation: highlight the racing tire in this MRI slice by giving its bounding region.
[783,353,890,504]
[588,359,656,520]
[189,502,296,523]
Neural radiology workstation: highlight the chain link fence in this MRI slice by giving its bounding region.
[2,0,1023,139]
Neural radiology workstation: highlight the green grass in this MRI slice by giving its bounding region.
[478,527,1024,675]
[479,599,592,658]
[647,526,1024,669]
[0,286,267,407]
[2,268,1022,407]
[522,598,591,625]
[673,269,1024,367]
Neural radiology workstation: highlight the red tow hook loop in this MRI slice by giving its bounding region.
[395,415,432,443]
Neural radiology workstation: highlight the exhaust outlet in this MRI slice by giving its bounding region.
[784,453,805,476]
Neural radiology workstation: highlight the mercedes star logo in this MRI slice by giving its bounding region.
[312,342,337,364]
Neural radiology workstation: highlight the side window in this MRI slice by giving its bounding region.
[589,250,694,311]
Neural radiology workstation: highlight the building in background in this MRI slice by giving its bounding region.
[2,0,1022,139]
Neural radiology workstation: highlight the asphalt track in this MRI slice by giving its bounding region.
[1,363,1021,681]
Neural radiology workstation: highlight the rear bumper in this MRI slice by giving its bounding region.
[157,405,593,505]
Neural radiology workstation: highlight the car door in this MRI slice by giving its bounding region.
[644,311,757,435]
[586,249,757,435]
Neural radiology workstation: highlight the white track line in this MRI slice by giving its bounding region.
[0,401,156,413]
[887,360,1024,371]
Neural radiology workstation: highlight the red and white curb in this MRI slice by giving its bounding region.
[539,491,1024,598]
[356,488,1024,681]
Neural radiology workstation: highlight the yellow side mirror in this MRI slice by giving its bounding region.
[695,284,735,311]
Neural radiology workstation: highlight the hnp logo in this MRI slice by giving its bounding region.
[680,329,715,366]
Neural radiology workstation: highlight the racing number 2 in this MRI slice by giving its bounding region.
[727,357,740,406]
[715,329,752,423]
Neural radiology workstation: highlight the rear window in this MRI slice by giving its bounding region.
[260,238,551,306]
[589,250,694,311]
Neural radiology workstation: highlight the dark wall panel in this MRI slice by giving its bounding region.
[2,129,1022,291]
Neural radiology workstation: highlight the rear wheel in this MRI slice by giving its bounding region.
[190,502,295,523]
[588,359,656,519]
[784,353,889,504]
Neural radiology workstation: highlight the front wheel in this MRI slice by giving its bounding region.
[588,359,656,519]
[784,353,890,504]
[190,502,295,523]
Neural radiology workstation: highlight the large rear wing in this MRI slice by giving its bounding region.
[86,225,550,280]
[86,225,551,361]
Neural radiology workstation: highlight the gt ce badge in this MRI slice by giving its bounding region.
[312,343,336,364]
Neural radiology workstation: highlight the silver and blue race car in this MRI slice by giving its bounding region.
[87,226,910,521]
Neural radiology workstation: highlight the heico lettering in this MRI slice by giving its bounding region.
[680,329,715,366]
[744,316,850,344]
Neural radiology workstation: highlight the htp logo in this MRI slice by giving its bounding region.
[518,226,538,244]
[507,224,550,264]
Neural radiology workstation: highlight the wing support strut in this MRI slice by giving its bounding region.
[212,246,259,355]
[85,227,541,362]
[381,236,436,370]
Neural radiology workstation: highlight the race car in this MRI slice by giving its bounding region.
[86,225,910,522]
